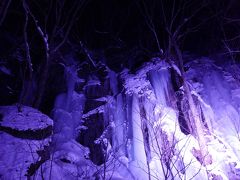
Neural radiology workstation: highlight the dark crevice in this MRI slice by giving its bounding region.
[0,125,53,140]
[0,113,3,122]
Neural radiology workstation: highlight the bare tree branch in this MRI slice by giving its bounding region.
[0,0,12,26]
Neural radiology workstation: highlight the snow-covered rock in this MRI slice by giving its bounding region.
[0,105,53,179]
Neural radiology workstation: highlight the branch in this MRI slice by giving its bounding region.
[49,0,65,43]
[136,0,162,52]
[224,17,240,24]
[224,34,240,42]
[26,3,49,59]
[169,0,193,32]
[23,0,33,75]
[52,0,87,53]
[80,41,96,68]
[172,2,209,40]
[177,11,221,41]
[221,50,240,55]
[0,0,12,26]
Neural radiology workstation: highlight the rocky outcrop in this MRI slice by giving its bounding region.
[0,105,53,179]
[79,112,105,165]
[77,64,111,165]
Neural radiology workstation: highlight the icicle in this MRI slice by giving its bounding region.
[125,95,134,161]
[53,64,85,148]
[131,95,146,162]
[113,93,125,156]
[128,95,148,179]
[202,70,240,159]
[149,69,171,107]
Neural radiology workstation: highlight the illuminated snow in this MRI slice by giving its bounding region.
[1,57,240,179]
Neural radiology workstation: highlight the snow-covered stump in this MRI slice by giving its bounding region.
[0,105,53,179]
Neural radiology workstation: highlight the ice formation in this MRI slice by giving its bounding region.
[0,57,240,179]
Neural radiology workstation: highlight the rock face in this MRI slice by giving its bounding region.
[79,112,105,165]
[77,64,110,165]
[74,58,240,180]
[0,106,53,179]
[26,58,240,180]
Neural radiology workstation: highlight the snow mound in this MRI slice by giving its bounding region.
[34,140,96,179]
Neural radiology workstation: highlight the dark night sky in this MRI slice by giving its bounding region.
[1,0,240,56]
[72,0,240,54]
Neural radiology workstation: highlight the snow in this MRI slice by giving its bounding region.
[120,56,240,179]
[0,106,52,179]
[0,106,52,131]
[53,91,85,146]
[85,79,101,86]
[0,132,51,179]
[82,105,104,118]
[171,61,182,76]
[122,58,171,99]
[34,140,96,180]
[1,56,240,179]
[186,58,240,157]
[185,58,240,178]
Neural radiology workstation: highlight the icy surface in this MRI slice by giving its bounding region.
[186,58,240,159]
[33,140,96,180]
[185,58,240,178]
[121,57,240,179]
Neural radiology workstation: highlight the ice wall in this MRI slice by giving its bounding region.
[149,69,171,107]
[53,65,85,147]
[49,57,240,179]
[186,59,240,160]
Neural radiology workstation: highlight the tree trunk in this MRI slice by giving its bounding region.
[34,53,49,108]
[19,3,35,106]
[172,40,212,165]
